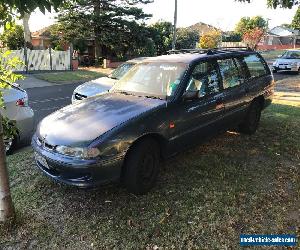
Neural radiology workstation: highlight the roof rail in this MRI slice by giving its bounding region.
[166,47,253,56]
[167,49,214,55]
[213,46,253,51]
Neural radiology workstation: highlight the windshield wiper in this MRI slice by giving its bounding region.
[118,91,134,96]
[144,95,164,100]
[109,76,118,80]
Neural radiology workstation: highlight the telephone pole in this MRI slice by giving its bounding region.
[172,0,178,50]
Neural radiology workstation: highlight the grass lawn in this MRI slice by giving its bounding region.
[259,50,285,61]
[35,70,106,84]
[1,100,299,249]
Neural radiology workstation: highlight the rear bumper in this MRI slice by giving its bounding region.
[15,107,35,141]
[31,136,124,188]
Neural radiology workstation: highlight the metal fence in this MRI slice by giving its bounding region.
[5,48,71,72]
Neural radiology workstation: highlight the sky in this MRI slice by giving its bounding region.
[28,0,298,32]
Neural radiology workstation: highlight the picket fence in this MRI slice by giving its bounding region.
[4,48,71,72]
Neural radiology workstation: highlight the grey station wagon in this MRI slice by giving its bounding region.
[32,47,274,194]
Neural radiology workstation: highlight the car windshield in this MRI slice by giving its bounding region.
[281,51,300,59]
[111,62,187,99]
[109,62,135,80]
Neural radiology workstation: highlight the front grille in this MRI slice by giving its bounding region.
[37,137,55,151]
[74,93,87,100]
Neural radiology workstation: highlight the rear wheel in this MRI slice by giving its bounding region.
[124,138,160,195]
[239,101,262,135]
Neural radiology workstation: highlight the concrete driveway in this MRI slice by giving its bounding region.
[17,75,54,89]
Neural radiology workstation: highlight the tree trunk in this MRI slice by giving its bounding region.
[22,13,31,44]
[0,115,14,222]
[94,0,102,66]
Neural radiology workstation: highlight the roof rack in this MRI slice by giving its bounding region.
[166,46,253,55]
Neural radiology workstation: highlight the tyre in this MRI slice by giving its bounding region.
[124,138,160,195]
[239,101,262,135]
[272,69,277,73]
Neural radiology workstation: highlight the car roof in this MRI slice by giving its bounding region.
[127,57,151,63]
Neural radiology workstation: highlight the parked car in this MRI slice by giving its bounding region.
[32,48,274,194]
[72,57,149,103]
[272,49,300,73]
[1,82,35,154]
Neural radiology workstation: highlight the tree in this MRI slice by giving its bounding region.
[0,23,25,49]
[236,0,298,9]
[199,30,222,49]
[176,28,199,49]
[58,0,153,64]
[222,31,242,42]
[235,16,268,36]
[243,27,265,49]
[0,0,64,223]
[291,7,300,30]
[149,21,173,55]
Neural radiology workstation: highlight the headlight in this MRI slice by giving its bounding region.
[56,146,100,159]
[290,62,298,66]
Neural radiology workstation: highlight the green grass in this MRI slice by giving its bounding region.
[259,50,285,61]
[1,103,299,249]
[35,70,106,84]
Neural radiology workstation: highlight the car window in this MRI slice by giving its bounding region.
[186,61,220,97]
[110,63,134,79]
[244,54,268,78]
[281,50,300,59]
[218,58,240,89]
[112,62,187,98]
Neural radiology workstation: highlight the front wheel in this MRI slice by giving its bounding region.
[123,138,160,195]
[239,101,262,135]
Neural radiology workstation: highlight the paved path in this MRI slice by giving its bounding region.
[16,75,54,89]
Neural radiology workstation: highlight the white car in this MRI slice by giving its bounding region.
[272,50,300,73]
[71,58,148,103]
[0,82,35,153]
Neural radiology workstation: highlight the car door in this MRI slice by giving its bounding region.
[168,59,225,152]
[217,57,249,127]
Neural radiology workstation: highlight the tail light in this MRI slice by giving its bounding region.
[16,98,28,107]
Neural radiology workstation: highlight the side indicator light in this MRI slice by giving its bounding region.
[169,122,175,129]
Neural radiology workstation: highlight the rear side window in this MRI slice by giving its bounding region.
[244,54,268,78]
[218,58,241,89]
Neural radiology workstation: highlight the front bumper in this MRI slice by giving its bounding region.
[31,136,124,188]
[272,65,299,72]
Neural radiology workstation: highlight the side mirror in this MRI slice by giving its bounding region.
[277,55,282,58]
[182,90,199,101]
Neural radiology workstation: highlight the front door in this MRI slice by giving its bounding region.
[168,60,225,153]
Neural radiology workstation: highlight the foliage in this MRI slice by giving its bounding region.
[236,0,299,9]
[148,21,173,55]
[0,23,25,49]
[57,0,153,61]
[291,7,300,30]
[199,30,222,49]
[176,28,199,50]
[222,31,242,42]
[243,27,265,49]
[235,16,268,35]
[0,50,24,137]
[0,0,63,16]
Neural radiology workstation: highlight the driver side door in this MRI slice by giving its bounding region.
[169,60,225,152]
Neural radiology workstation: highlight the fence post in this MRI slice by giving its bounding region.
[49,46,53,71]
[24,45,28,73]
[69,43,73,71]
